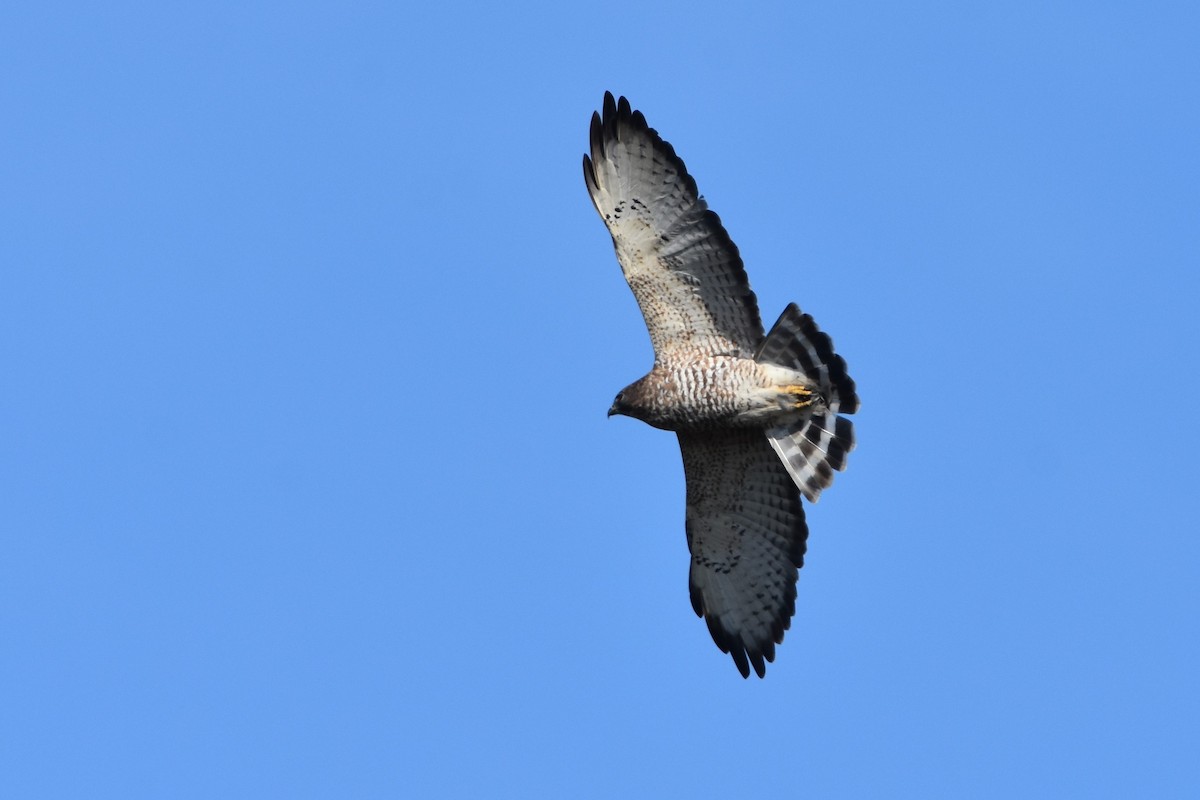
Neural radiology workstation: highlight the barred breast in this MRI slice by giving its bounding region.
[625,356,783,430]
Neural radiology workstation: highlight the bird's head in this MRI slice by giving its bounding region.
[608,379,654,423]
[607,390,630,419]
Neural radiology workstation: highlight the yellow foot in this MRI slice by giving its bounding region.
[780,384,818,410]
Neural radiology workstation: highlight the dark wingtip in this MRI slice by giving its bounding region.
[588,110,604,164]
[616,94,631,121]
[603,91,618,124]
[749,651,767,679]
[582,153,599,207]
[732,648,751,679]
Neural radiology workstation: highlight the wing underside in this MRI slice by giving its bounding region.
[583,92,764,359]
[677,429,807,678]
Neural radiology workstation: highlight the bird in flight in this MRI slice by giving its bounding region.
[583,92,859,678]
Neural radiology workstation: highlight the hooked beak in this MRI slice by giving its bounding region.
[607,403,618,418]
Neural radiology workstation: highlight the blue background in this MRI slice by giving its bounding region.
[4,2,1198,797]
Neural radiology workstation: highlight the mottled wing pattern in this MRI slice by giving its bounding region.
[583,92,764,359]
[677,428,807,678]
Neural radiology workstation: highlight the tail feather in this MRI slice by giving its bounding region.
[767,415,854,502]
[758,304,858,501]
[756,303,858,414]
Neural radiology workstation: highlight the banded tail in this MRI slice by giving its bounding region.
[756,304,859,502]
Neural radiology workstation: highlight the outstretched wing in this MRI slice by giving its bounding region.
[677,428,807,678]
[583,92,764,360]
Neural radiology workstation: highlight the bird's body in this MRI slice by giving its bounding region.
[612,356,825,431]
[584,93,858,678]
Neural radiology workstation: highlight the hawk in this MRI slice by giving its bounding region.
[583,93,859,678]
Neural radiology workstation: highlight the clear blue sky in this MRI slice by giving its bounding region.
[3,2,1198,797]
